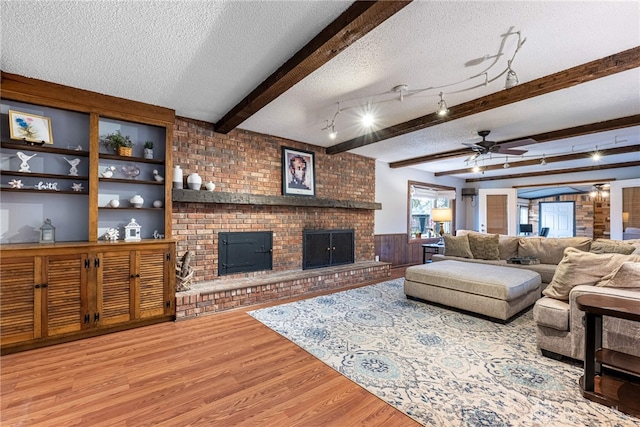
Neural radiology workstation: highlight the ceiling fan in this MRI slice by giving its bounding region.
[463,130,536,161]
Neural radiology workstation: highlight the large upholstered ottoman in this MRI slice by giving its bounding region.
[404,260,542,322]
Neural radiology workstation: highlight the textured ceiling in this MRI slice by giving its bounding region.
[1,0,639,181]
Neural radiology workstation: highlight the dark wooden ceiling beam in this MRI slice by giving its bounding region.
[465,160,640,183]
[327,46,640,155]
[435,144,640,176]
[214,1,412,134]
[390,115,640,168]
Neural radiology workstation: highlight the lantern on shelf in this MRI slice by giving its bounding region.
[39,218,56,243]
[124,218,142,242]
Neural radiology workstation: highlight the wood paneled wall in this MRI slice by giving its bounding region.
[374,234,440,267]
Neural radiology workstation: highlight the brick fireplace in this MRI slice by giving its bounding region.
[171,117,387,317]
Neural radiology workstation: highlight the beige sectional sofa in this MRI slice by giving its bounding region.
[430,230,640,361]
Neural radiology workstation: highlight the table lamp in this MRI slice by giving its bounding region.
[431,208,452,239]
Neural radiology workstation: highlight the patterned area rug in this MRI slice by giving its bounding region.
[249,279,639,426]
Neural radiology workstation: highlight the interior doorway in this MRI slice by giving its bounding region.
[539,202,575,237]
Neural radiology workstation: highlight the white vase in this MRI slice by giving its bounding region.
[153,200,163,208]
[173,165,183,189]
[205,181,215,192]
[187,173,202,190]
[144,148,153,159]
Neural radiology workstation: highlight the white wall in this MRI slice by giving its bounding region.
[374,161,465,234]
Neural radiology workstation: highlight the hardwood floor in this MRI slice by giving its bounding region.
[1,267,419,426]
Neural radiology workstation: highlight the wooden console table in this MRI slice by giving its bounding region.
[576,294,640,417]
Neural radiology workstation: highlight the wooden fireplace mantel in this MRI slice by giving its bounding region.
[172,189,381,210]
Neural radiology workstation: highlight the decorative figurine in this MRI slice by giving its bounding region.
[63,157,81,176]
[17,151,37,172]
[8,179,23,189]
[71,183,84,192]
[124,218,142,241]
[101,165,116,178]
[39,218,56,243]
[152,169,164,182]
[103,227,119,241]
[121,164,141,180]
[153,230,164,239]
[109,199,120,208]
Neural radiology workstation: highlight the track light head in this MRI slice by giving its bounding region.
[505,60,519,89]
[436,92,449,116]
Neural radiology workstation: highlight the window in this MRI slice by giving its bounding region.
[408,181,456,241]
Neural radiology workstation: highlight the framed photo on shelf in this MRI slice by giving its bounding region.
[8,110,54,144]
[282,146,315,197]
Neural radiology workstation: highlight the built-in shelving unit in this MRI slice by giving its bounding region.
[0,71,177,354]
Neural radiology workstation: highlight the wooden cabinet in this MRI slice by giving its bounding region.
[1,242,175,354]
[0,73,176,354]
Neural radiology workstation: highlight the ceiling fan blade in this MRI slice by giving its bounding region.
[466,152,480,162]
[498,148,528,155]
[499,138,537,149]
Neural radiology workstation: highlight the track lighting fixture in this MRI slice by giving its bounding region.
[321,28,527,139]
[436,92,449,116]
[472,162,480,173]
[592,151,601,161]
[540,155,547,166]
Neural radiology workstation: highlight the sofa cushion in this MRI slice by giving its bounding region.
[518,237,592,265]
[467,232,500,260]
[443,234,473,258]
[543,248,640,301]
[504,262,557,286]
[498,235,520,260]
[590,240,636,255]
[533,296,569,331]
[596,261,640,288]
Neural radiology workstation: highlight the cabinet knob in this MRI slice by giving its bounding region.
[34,284,40,289]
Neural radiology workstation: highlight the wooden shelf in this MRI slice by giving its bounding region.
[1,140,89,156]
[580,374,640,417]
[1,171,89,180]
[99,153,164,165]
[597,348,640,376]
[172,189,382,210]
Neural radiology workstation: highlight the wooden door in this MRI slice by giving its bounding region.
[0,255,40,345]
[44,253,86,337]
[136,248,170,319]
[97,249,134,327]
[478,188,518,235]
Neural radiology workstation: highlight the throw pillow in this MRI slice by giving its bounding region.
[596,261,640,288]
[590,240,636,255]
[542,248,640,300]
[443,234,474,258]
[518,237,592,265]
[467,232,500,260]
[498,235,520,260]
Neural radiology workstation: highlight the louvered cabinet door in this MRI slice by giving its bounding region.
[136,249,169,319]
[45,253,87,337]
[0,256,40,346]
[97,250,134,327]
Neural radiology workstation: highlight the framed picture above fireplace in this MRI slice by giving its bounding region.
[282,146,315,197]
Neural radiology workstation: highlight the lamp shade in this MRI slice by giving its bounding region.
[623,212,630,223]
[431,208,452,222]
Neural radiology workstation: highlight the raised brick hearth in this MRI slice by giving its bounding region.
[175,261,389,320]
